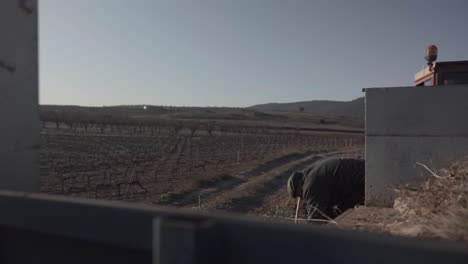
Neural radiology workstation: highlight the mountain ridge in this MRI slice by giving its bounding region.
[249,97,364,117]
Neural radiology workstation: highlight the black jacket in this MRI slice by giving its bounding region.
[302,158,365,219]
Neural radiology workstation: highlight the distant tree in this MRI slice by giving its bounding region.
[188,122,199,137]
[173,122,184,135]
[45,111,61,129]
[205,121,216,136]
[299,107,305,113]
[63,112,78,130]
[39,110,51,129]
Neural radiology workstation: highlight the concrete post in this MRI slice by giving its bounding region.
[0,0,39,192]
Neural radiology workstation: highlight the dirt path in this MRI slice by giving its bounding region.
[178,148,362,214]
[160,151,318,206]
[210,155,324,212]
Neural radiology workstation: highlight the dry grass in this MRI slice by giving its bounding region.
[389,157,468,241]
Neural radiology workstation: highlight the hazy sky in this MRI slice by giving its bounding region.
[39,0,468,107]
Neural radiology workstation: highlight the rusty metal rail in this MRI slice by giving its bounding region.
[0,191,467,264]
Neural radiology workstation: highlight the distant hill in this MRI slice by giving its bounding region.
[249,97,364,117]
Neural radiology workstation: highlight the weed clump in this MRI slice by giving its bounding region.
[390,157,468,241]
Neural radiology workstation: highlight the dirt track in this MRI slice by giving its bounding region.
[165,148,362,217]
[160,151,318,207]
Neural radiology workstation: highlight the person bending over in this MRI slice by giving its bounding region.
[287,157,365,220]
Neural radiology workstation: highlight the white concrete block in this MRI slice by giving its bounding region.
[365,85,468,207]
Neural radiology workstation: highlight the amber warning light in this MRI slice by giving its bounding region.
[425,45,438,66]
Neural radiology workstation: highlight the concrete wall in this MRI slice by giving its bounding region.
[1,191,467,264]
[0,1,39,192]
[365,85,468,207]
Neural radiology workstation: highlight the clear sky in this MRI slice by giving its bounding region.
[39,0,468,107]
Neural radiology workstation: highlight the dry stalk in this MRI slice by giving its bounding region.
[309,204,336,223]
[415,162,444,179]
[283,217,337,224]
[124,166,136,199]
[198,194,202,210]
[294,197,301,224]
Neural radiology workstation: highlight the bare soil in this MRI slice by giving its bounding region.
[156,151,319,207]
[337,157,468,244]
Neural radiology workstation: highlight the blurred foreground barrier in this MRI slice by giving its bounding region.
[0,191,467,264]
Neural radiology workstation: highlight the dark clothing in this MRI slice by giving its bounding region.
[301,158,364,219]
